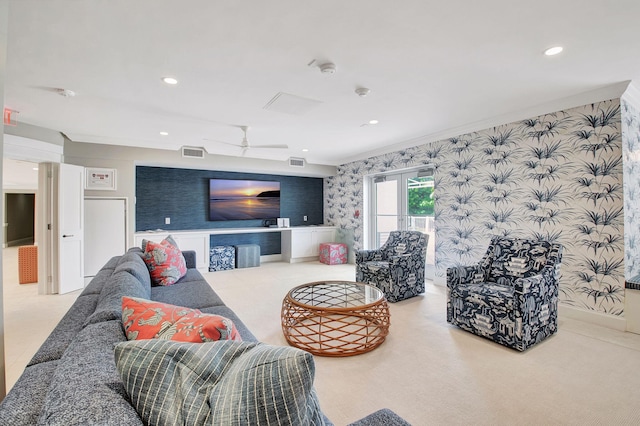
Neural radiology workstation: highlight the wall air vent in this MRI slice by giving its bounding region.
[181,146,206,159]
[288,157,306,168]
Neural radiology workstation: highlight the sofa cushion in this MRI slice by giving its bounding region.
[0,360,59,425]
[83,266,151,327]
[28,294,100,366]
[80,256,120,296]
[150,276,225,309]
[38,320,143,425]
[122,297,241,342]
[142,237,187,286]
[114,340,328,426]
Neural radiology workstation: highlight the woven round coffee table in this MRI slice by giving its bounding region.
[281,280,390,357]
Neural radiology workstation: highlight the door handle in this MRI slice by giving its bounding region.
[62,234,74,238]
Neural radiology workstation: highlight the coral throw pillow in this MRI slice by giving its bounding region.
[142,236,187,286]
[122,296,242,342]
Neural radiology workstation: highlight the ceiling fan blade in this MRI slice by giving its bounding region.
[250,144,289,149]
[203,138,243,148]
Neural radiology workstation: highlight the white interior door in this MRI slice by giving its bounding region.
[58,163,85,294]
[84,198,126,278]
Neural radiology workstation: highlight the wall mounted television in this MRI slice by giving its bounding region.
[209,179,280,221]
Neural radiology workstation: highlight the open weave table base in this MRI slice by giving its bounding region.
[281,282,390,357]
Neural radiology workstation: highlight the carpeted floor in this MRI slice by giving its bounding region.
[204,261,640,426]
[4,250,640,425]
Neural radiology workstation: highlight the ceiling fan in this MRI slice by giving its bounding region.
[206,126,288,155]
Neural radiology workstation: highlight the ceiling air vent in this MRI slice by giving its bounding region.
[288,157,306,168]
[181,146,206,159]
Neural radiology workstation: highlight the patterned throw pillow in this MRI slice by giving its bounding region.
[122,296,241,342]
[142,236,187,286]
[114,340,329,426]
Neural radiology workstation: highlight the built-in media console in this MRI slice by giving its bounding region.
[133,226,337,271]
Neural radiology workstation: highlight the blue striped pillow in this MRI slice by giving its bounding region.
[114,340,330,426]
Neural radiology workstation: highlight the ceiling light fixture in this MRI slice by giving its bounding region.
[319,62,336,74]
[355,88,371,97]
[544,46,563,56]
[369,120,379,125]
[162,77,178,85]
[160,131,169,136]
[302,148,309,152]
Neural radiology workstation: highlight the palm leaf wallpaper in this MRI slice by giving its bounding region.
[622,99,640,283]
[325,98,640,317]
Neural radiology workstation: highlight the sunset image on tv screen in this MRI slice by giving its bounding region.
[209,179,280,221]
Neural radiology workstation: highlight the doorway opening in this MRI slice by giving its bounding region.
[368,167,435,278]
[5,193,35,247]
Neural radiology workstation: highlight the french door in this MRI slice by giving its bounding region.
[370,169,435,278]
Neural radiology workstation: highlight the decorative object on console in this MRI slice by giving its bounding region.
[319,242,347,265]
[122,296,241,342]
[141,236,187,286]
[446,236,563,351]
[209,245,235,271]
[356,231,428,302]
[114,340,329,426]
[277,217,290,228]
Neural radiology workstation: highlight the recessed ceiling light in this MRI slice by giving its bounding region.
[162,77,178,85]
[302,148,309,152]
[32,167,39,171]
[544,46,563,56]
[159,131,169,136]
[369,120,379,125]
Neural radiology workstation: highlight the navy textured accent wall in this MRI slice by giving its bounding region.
[136,166,323,254]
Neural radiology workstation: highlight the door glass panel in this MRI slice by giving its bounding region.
[374,179,398,247]
[405,175,435,276]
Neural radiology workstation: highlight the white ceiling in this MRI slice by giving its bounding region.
[4,0,640,166]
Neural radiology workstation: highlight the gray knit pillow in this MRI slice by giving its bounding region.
[114,340,329,426]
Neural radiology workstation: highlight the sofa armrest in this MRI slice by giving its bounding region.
[446,264,484,289]
[182,250,197,269]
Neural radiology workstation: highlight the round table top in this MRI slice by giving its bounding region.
[286,280,384,310]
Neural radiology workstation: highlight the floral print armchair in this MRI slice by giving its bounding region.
[447,237,563,351]
[356,231,428,302]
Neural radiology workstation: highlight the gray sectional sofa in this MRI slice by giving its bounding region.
[0,247,409,425]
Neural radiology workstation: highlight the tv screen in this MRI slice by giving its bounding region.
[209,179,280,221]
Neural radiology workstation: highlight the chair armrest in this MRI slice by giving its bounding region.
[513,265,558,297]
[446,264,484,289]
[182,250,197,269]
[356,249,382,263]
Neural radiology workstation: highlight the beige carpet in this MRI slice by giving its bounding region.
[205,261,640,426]
[4,250,640,425]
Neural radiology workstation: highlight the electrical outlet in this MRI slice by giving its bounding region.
[303,215,308,221]
[165,217,171,225]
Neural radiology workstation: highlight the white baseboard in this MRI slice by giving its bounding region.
[559,305,627,331]
[261,254,282,263]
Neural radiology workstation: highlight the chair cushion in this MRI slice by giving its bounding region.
[487,239,551,284]
[450,282,515,311]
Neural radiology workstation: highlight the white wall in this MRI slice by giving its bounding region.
[0,0,9,400]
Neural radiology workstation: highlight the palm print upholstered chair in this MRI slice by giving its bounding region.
[446,236,563,351]
[356,231,428,302]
